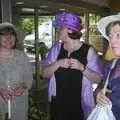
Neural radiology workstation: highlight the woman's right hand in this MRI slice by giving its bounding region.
[58,58,70,68]
[0,89,13,102]
[96,90,110,106]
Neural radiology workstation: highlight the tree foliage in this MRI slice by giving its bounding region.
[22,16,53,35]
[22,18,34,35]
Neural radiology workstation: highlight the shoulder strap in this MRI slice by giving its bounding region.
[82,43,90,55]
[103,59,118,94]
[80,43,91,64]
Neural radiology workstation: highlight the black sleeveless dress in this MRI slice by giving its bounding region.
[50,43,90,120]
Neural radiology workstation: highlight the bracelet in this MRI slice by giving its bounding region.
[81,65,86,72]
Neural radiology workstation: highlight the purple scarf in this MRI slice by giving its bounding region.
[42,41,102,119]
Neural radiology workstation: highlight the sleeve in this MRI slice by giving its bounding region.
[41,42,61,66]
[23,52,33,90]
[87,47,103,77]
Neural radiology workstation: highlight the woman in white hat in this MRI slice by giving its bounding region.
[96,14,120,119]
[0,23,33,120]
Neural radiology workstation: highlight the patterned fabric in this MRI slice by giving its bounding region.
[99,59,120,120]
[0,49,33,120]
[52,12,82,32]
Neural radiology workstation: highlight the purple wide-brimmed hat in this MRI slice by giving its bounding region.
[53,12,82,32]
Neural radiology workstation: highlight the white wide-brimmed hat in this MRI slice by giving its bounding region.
[97,14,120,40]
[0,22,14,29]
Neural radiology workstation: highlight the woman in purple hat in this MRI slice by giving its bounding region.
[41,11,102,120]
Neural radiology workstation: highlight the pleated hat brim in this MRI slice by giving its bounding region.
[97,14,120,40]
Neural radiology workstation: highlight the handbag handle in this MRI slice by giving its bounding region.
[102,59,118,94]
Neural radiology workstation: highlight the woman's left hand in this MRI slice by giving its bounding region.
[69,58,84,71]
[96,90,110,106]
[14,83,27,96]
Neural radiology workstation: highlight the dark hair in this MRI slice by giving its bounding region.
[0,26,18,48]
[106,21,120,36]
[68,31,82,39]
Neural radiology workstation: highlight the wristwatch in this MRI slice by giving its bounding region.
[81,65,86,72]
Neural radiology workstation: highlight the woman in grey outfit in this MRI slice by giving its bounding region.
[0,23,33,120]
